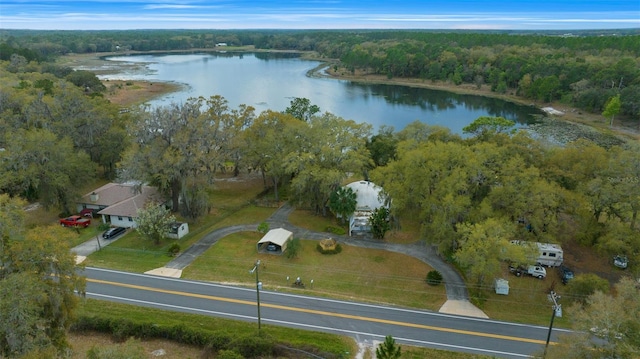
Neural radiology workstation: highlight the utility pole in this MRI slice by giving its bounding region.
[543,291,561,358]
[249,260,262,333]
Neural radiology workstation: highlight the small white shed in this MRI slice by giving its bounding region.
[167,222,189,239]
[257,228,293,253]
[494,278,510,295]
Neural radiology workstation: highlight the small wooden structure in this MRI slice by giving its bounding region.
[318,238,337,251]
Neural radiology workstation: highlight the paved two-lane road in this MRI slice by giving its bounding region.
[84,267,571,358]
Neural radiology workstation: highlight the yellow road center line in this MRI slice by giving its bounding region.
[88,278,553,345]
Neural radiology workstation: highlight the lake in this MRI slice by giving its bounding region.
[103,52,543,134]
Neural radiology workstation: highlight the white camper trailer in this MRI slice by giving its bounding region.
[535,242,564,267]
[511,241,564,267]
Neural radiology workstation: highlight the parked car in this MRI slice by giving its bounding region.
[614,255,628,269]
[102,226,126,239]
[60,215,91,228]
[266,244,278,251]
[558,265,574,284]
[509,264,547,279]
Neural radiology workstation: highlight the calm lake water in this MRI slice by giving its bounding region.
[104,52,543,134]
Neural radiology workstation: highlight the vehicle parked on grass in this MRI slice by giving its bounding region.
[59,215,91,228]
[558,265,574,284]
[509,264,547,279]
[510,240,564,267]
[102,226,126,239]
[614,255,628,269]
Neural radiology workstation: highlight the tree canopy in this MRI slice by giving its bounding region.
[545,277,640,359]
[0,195,86,357]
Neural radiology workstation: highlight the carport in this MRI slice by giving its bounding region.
[257,228,293,253]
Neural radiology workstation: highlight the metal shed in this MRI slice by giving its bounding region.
[257,228,293,253]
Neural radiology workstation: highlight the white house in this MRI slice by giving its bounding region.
[344,180,389,236]
[78,183,167,229]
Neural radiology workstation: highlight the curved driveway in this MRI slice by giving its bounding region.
[164,203,470,302]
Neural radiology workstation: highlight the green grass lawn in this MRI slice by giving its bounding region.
[182,232,447,311]
[76,298,356,358]
[75,298,493,359]
[477,268,571,327]
[85,204,277,272]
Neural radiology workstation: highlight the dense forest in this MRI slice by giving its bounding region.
[1,29,639,123]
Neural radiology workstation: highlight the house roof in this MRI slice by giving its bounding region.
[80,183,142,207]
[345,180,387,211]
[257,228,293,246]
[83,183,165,218]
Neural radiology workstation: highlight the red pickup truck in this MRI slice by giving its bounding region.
[60,215,91,228]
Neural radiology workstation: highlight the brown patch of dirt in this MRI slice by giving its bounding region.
[384,230,418,244]
[562,238,626,286]
[103,80,183,108]
[67,331,204,358]
[213,172,264,190]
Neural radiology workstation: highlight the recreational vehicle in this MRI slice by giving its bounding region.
[511,241,564,267]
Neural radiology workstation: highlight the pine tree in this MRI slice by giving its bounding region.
[375,335,401,359]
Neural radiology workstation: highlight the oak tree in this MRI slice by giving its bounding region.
[285,113,372,215]
[135,202,176,245]
[0,195,86,357]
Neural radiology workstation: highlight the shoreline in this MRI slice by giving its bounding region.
[61,50,638,142]
[316,65,639,141]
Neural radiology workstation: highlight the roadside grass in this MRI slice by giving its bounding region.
[472,268,570,328]
[74,298,356,358]
[84,230,173,272]
[182,232,448,311]
[72,300,492,359]
[401,346,492,359]
[67,331,204,359]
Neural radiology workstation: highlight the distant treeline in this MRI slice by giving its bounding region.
[1,29,639,120]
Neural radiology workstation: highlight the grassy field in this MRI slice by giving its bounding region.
[183,232,447,310]
[473,268,571,327]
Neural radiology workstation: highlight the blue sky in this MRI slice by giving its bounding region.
[0,0,638,30]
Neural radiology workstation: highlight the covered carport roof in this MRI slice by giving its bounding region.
[257,228,293,246]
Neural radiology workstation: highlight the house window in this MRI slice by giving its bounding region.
[118,216,123,221]
[128,217,133,222]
